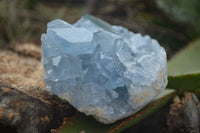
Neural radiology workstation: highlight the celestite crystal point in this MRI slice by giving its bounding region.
[41,15,167,124]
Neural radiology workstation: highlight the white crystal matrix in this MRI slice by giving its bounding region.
[41,15,167,124]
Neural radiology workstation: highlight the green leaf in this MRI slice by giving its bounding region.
[167,39,200,93]
[167,73,200,91]
[57,89,175,133]
[168,39,200,76]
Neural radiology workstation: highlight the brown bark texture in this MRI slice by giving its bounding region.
[168,93,200,133]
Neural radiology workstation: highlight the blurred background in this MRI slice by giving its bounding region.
[0,0,200,59]
[0,1,200,132]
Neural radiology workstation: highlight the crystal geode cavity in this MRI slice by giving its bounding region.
[41,15,167,124]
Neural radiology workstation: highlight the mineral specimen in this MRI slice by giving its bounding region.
[41,15,167,124]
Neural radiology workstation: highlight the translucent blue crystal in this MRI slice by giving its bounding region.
[41,15,167,124]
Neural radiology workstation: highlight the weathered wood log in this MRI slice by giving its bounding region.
[167,93,200,133]
[0,48,76,133]
[0,81,75,133]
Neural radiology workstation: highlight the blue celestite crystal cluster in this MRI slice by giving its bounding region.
[41,15,167,124]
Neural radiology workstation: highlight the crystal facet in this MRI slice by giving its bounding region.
[41,15,167,124]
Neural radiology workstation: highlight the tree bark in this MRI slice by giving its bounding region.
[167,93,200,133]
[0,81,75,133]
